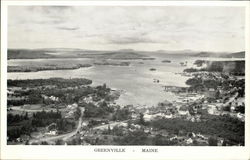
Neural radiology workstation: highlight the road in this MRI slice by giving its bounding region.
[92,119,137,131]
[29,107,84,144]
[224,92,238,106]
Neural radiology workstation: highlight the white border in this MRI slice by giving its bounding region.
[1,1,250,160]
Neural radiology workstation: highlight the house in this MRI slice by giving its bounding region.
[207,105,217,115]
[170,136,177,141]
[20,134,30,142]
[7,90,15,95]
[45,130,58,136]
[196,133,208,140]
[164,112,173,119]
[186,138,193,144]
[209,88,215,92]
[131,113,138,119]
[237,113,245,121]
[144,129,150,133]
[131,124,141,129]
[82,96,93,103]
[67,103,78,109]
[178,106,189,116]
[82,121,89,127]
[190,117,195,122]
[49,96,59,101]
[237,98,245,106]
[143,114,154,122]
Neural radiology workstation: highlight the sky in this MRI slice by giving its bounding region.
[8,6,245,52]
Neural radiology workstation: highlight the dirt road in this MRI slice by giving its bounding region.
[29,107,84,144]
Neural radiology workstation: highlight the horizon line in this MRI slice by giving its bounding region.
[7,48,245,54]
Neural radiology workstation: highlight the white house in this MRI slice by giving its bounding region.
[179,106,189,116]
[45,130,58,136]
[207,105,217,115]
[186,138,193,144]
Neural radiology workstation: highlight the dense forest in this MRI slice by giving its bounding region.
[8,78,92,88]
[7,110,76,141]
[184,60,245,76]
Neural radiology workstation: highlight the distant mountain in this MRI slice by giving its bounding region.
[8,49,56,59]
[194,52,217,57]
[193,51,245,58]
[8,48,148,60]
[221,51,245,58]
[101,51,147,59]
[156,49,198,55]
[8,48,245,60]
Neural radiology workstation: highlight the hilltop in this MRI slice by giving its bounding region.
[8,48,245,60]
[8,48,149,60]
[193,51,245,58]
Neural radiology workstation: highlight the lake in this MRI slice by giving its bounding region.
[8,56,197,106]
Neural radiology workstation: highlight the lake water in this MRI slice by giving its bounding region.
[8,56,197,106]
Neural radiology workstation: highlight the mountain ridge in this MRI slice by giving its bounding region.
[7,48,245,59]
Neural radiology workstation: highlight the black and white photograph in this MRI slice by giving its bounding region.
[1,1,250,159]
[5,4,247,146]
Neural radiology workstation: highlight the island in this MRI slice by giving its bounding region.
[7,59,245,146]
[161,60,171,63]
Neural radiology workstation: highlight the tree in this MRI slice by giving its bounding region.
[24,112,29,120]
[139,113,145,125]
[193,139,198,146]
[127,120,132,129]
[208,137,218,146]
[55,139,64,145]
[41,141,49,145]
[108,125,111,134]
[186,78,202,86]
[25,140,29,145]
[215,90,220,98]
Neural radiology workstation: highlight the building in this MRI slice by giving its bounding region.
[45,130,58,136]
[186,138,193,144]
[207,104,217,115]
[178,106,189,116]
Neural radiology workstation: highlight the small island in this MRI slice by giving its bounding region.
[8,64,92,72]
[93,61,130,66]
[162,60,171,63]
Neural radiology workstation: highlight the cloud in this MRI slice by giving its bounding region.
[57,26,79,31]
[107,36,155,44]
[28,6,73,15]
[8,6,245,52]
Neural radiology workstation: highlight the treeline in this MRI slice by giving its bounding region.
[7,110,76,141]
[7,82,113,106]
[114,130,149,145]
[185,76,245,97]
[148,115,244,145]
[83,101,132,121]
[185,60,245,76]
[114,130,177,145]
[83,102,114,118]
[7,123,36,141]
[8,49,56,59]
[8,90,43,105]
[207,61,245,74]
[112,107,131,121]
[8,64,92,72]
[8,78,92,88]
[7,113,28,125]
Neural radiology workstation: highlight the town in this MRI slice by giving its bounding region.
[7,60,245,146]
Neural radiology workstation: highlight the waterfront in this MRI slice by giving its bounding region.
[8,56,194,106]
